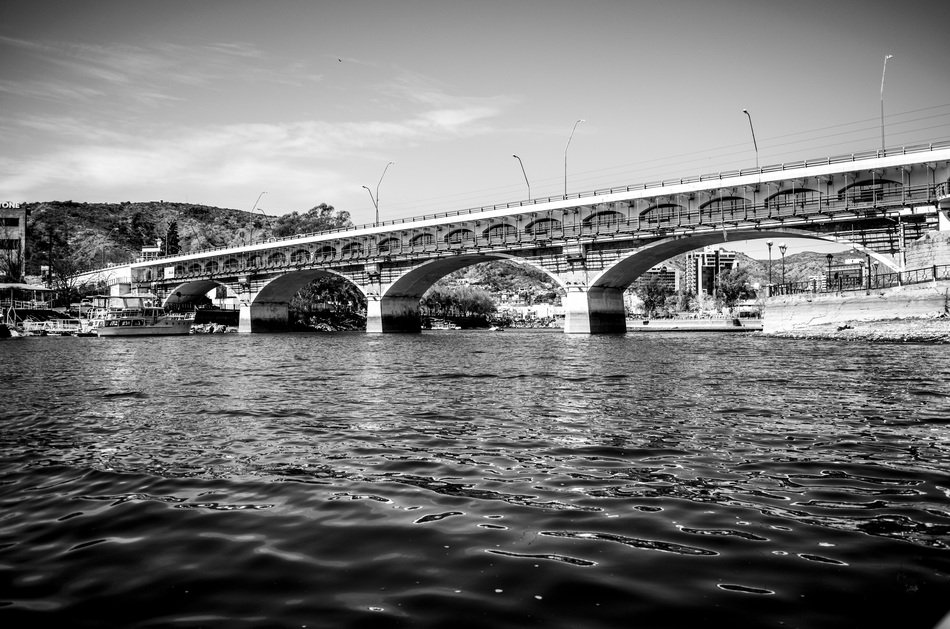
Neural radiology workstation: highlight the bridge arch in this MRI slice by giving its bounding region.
[290,249,310,265]
[378,237,401,254]
[583,210,626,232]
[242,269,364,333]
[588,228,897,294]
[765,188,820,211]
[525,217,562,236]
[445,228,475,246]
[341,242,363,258]
[483,223,517,242]
[699,196,751,224]
[640,203,684,229]
[163,278,230,310]
[370,253,565,333]
[411,233,436,249]
[839,178,902,203]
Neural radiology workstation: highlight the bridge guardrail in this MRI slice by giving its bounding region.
[770,264,950,297]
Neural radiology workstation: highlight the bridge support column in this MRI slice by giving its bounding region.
[238,301,290,333]
[366,296,421,333]
[563,287,627,334]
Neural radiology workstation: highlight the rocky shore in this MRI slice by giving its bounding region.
[765,314,950,343]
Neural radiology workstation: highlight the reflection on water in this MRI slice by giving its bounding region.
[1,331,949,628]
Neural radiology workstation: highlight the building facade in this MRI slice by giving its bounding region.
[685,248,738,296]
[0,203,28,281]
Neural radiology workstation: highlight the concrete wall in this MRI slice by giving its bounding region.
[905,232,950,269]
[763,281,950,333]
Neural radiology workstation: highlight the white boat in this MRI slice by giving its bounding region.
[20,315,83,335]
[96,293,193,337]
[79,295,110,335]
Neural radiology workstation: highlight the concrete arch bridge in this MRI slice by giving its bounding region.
[77,143,950,334]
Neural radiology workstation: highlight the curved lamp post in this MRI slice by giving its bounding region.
[564,119,585,197]
[779,243,787,285]
[248,192,268,243]
[880,54,894,153]
[364,161,394,226]
[512,154,530,200]
[742,109,759,169]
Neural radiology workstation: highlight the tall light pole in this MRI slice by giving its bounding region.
[247,191,267,244]
[564,119,585,197]
[779,243,787,285]
[250,191,267,214]
[766,240,774,286]
[364,161,394,226]
[512,154,530,200]
[880,54,893,153]
[362,186,378,226]
[742,109,759,169]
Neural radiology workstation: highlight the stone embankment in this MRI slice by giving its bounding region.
[767,314,950,343]
[764,280,950,343]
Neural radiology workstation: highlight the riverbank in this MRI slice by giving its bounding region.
[766,314,950,343]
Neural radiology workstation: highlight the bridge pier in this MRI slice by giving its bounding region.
[238,301,290,333]
[563,287,627,334]
[366,296,422,333]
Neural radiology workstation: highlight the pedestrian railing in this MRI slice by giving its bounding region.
[770,263,950,297]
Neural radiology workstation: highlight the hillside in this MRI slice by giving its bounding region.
[20,200,278,275]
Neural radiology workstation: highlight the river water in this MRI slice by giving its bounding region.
[1,331,949,628]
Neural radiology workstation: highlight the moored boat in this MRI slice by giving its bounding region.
[96,293,193,337]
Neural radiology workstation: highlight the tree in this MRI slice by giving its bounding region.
[165,221,181,255]
[272,203,352,238]
[290,275,366,331]
[421,285,496,317]
[635,275,674,318]
[716,267,755,311]
[675,289,696,312]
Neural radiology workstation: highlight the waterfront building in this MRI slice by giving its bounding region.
[0,203,28,281]
[685,247,739,296]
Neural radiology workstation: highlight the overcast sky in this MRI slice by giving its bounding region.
[2,0,948,259]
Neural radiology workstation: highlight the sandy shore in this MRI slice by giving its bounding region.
[765,315,950,343]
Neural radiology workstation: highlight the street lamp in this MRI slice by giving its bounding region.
[779,243,787,285]
[564,119,585,197]
[742,109,759,169]
[826,253,834,290]
[766,240,773,286]
[248,191,268,243]
[512,154,530,200]
[880,54,893,153]
[364,161,394,226]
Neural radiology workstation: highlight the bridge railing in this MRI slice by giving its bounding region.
[112,141,950,269]
[770,263,950,297]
